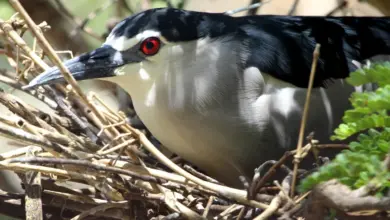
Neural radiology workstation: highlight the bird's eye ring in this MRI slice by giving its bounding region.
[140,37,161,56]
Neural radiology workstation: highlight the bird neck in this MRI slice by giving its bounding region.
[104,36,244,114]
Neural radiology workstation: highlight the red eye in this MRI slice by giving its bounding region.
[140,37,161,56]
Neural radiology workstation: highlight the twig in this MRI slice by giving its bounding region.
[45,88,99,142]
[163,182,219,199]
[0,20,49,70]
[236,206,247,220]
[161,186,204,219]
[161,213,181,219]
[124,124,275,211]
[18,0,91,53]
[0,114,89,152]
[225,0,272,15]
[70,202,128,220]
[202,196,214,218]
[303,179,390,219]
[251,151,293,198]
[256,196,282,220]
[278,203,302,220]
[315,144,349,150]
[0,162,100,184]
[274,180,295,208]
[0,122,75,158]
[24,147,42,220]
[0,91,55,131]
[326,0,348,16]
[97,138,137,155]
[0,192,69,220]
[80,0,118,29]
[254,174,292,220]
[246,0,263,15]
[9,0,115,139]
[183,165,220,184]
[288,0,300,15]
[102,159,200,187]
[290,44,321,197]
[54,0,75,19]
[44,189,162,205]
[101,112,275,210]
[0,17,98,142]
[41,191,129,219]
[0,146,41,160]
[7,157,164,184]
[0,72,22,87]
[216,204,242,219]
[0,73,58,110]
[295,191,311,204]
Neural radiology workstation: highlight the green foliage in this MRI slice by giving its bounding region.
[300,62,390,193]
[347,62,390,86]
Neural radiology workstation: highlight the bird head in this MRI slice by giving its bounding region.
[24,8,235,91]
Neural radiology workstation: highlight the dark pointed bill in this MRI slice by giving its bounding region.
[23,45,126,90]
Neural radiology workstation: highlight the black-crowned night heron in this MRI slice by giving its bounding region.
[25,8,390,187]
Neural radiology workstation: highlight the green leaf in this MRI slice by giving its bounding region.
[300,62,390,195]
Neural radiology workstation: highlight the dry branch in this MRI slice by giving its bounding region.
[18,0,92,53]
[303,179,390,219]
[291,44,321,197]
[23,148,42,220]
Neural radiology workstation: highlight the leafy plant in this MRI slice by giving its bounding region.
[300,62,390,194]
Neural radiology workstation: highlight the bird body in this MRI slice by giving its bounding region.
[26,8,390,187]
[105,37,353,186]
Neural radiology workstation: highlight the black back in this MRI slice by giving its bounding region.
[110,8,390,87]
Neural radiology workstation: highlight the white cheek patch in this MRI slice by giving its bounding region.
[136,30,169,45]
[104,35,138,52]
[136,30,161,41]
[104,30,166,52]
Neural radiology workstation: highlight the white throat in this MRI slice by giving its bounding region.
[106,37,242,110]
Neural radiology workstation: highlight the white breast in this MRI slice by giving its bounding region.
[105,38,357,187]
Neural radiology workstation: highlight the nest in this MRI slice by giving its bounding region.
[0,1,390,220]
